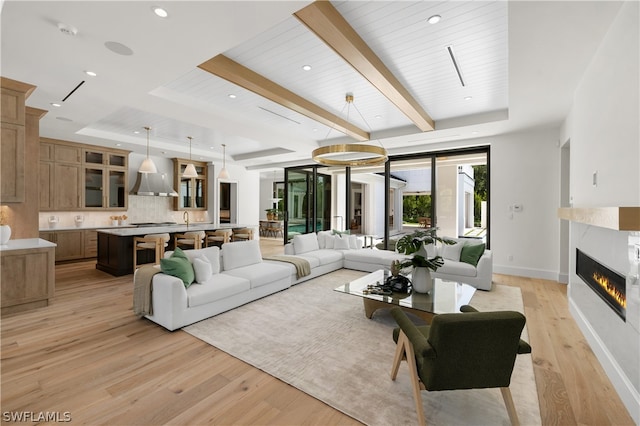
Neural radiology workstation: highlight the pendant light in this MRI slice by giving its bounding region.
[183,136,198,178]
[139,126,158,173]
[218,143,230,179]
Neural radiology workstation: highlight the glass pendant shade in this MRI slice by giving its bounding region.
[218,167,229,180]
[183,163,198,178]
[139,157,157,174]
[183,136,198,178]
[139,126,158,173]
[218,143,230,179]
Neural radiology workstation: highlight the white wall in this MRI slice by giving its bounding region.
[563,2,640,422]
[490,128,561,280]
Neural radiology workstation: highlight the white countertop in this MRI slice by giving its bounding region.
[96,223,256,237]
[0,238,57,252]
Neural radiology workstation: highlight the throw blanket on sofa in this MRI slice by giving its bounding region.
[263,255,311,279]
[133,265,161,316]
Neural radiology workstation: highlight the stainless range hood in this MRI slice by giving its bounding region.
[130,172,179,197]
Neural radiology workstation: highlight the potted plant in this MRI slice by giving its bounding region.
[394,228,454,293]
[265,208,277,220]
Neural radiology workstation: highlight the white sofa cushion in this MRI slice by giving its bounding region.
[317,231,333,249]
[334,235,350,250]
[187,274,250,307]
[304,249,344,266]
[289,254,321,269]
[224,262,291,288]
[344,249,407,265]
[435,260,477,277]
[441,241,464,261]
[222,240,262,271]
[293,233,320,254]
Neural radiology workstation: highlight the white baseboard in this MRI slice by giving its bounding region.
[493,264,559,281]
[557,272,569,284]
[569,299,640,424]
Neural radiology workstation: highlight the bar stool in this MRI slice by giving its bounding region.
[133,233,170,269]
[266,221,283,238]
[231,227,254,242]
[174,231,205,250]
[205,229,232,247]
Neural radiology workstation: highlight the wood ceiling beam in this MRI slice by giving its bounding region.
[198,55,369,142]
[294,1,435,132]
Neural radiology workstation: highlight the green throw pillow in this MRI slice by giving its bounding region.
[332,229,350,235]
[160,247,195,288]
[460,243,486,267]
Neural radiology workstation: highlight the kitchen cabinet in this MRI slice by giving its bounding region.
[1,239,56,316]
[84,230,98,258]
[39,138,129,211]
[39,230,84,262]
[173,158,207,211]
[1,78,36,203]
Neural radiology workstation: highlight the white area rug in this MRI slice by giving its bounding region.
[184,269,541,425]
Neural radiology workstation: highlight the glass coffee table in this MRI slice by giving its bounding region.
[334,269,476,323]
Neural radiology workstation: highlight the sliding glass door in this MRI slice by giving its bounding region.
[284,167,331,243]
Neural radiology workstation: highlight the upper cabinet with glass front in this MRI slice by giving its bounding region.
[39,138,129,211]
[173,158,207,211]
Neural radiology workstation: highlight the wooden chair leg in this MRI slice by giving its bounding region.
[390,333,406,380]
[397,331,427,426]
[500,387,520,426]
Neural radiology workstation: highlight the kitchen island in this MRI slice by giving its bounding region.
[96,223,256,276]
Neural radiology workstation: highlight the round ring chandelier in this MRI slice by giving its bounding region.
[312,93,388,167]
[312,144,387,166]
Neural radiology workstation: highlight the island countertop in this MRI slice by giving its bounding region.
[96,223,256,237]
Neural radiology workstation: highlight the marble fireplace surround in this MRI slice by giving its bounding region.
[560,207,640,423]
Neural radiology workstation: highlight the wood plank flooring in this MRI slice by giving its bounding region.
[1,238,634,425]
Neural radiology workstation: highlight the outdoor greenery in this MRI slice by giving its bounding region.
[473,165,487,227]
[402,194,431,224]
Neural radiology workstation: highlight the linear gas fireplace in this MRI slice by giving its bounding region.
[576,249,627,321]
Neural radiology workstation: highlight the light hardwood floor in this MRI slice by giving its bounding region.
[1,238,634,425]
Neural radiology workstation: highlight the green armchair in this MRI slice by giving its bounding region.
[390,305,532,426]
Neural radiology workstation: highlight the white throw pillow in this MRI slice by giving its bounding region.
[424,243,437,258]
[317,231,333,249]
[182,246,220,274]
[293,233,320,254]
[324,234,335,249]
[193,256,213,284]
[334,235,350,250]
[442,241,464,261]
[348,235,359,249]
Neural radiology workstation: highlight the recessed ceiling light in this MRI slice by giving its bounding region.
[302,64,312,71]
[116,143,122,147]
[50,102,61,107]
[228,94,237,99]
[464,96,473,101]
[375,115,382,119]
[427,15,441,24]
[57,22,78,36]
[84,70,97,77]
[152,7,168,18]
[133,130,140,134]
[472,131,479,135]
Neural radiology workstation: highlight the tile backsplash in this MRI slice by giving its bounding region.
[39,195,210,229]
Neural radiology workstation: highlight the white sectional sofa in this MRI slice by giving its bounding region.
[139,231,492,331]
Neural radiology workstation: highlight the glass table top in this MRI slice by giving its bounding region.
[335,269,476,315]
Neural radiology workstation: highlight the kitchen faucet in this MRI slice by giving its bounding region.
[183,211,190,228]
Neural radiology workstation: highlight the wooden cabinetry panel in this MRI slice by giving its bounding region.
[54,144,81,163]
[53,230,84,261]
[38,161,55,210]
[1,246,55,315]
[53,163,81,210]
[0,123,25,202]
[40,141,54,161]
[84,230,97,258]
[1,87,25,125]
